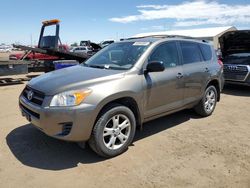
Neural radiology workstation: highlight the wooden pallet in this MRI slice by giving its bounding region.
[0,77,31,86]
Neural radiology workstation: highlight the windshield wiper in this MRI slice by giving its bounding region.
[83,63,128,70]
[83,64,106,69]
[107,66,128,70]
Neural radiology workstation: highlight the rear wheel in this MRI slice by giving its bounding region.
[195,85,217,117]
[88,104,136,158]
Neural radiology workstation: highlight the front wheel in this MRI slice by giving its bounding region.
[88,104,136,158]
[194,85,218,117]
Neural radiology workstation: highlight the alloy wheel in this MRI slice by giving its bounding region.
[204,89,216,113]
[103,114,131,150]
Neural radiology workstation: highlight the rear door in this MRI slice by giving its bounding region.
[199,42,214,81]
[178,41,209,105]
[144,41,184,118]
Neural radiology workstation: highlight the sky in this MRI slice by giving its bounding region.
[0,0,250,45]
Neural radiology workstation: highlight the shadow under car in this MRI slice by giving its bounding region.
[6,109,201,170]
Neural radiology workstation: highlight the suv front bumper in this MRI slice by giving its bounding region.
[19,95,97,142]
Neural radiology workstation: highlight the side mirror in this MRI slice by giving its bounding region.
[146,61,165,73]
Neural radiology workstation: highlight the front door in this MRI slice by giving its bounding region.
[143,41,184,118]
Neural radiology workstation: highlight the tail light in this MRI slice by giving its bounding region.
[218,59,223,67]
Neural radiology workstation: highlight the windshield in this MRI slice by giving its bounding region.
[82,41,151,70]
[224,53,250,65]
[40,36,57,49]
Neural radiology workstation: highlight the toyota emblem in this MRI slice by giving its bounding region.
[27,91,34,101]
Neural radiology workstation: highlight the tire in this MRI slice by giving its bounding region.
[88,104,136,158]
[194,85,218,117]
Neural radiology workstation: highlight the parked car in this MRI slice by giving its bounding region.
[19,36,224,157]
[79,40,102,55]
[100,40,115,48]
[0,46,12,53]
[70,46,92,55]
[219,30,250,86]
[80,40,91,47]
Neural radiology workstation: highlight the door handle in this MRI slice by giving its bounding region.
[176,73,183,79]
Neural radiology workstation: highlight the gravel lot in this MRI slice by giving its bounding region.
[0,52,250,187]
[0,51,20,61]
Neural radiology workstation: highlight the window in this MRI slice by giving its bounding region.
[149,42,179,68]
[180,42,202,64]
[199,43,212,61]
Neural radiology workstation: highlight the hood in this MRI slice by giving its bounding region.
[90,42,102,50]
[219,30,250,57]
[28,65,125,95]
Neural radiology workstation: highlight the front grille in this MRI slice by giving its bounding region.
[223,65,249,81]
[20,103,40,119]
[22,86,45,106]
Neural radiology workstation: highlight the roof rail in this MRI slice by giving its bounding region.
[124,35,195,40]
[123,35,209,43]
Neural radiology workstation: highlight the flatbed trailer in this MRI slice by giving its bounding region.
[13,45,88,62]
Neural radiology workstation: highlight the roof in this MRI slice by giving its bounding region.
[119,36,212,47]
[133,26,237,38]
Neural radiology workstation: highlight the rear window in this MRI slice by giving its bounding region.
[180,42,202,64]
[199,44,212,61]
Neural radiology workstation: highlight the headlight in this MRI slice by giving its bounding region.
[50,89,92,107]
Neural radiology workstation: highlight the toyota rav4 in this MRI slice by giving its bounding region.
[19,36,224,157]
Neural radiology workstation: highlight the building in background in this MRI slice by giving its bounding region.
[133,26,237,49]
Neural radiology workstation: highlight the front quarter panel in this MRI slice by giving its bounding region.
[83,72,144,130]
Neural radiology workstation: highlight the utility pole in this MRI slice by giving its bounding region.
[30,34,33,47]
[116,32,118,41]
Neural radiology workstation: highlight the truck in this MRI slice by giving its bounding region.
[8,19,90,73]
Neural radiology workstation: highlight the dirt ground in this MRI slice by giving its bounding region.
[0,55,250,187]
[0,51,21,61]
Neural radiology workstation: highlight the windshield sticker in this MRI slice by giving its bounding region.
[133,42,150,46]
